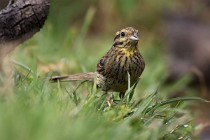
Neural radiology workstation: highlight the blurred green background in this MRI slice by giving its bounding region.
[1,0,210,139]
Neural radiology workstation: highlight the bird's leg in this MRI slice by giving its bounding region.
[106,93,112,107]
[7,0,15,8]
[102,92,111,107]
[103,92,115,107]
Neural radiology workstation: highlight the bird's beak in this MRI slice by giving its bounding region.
[129,32,139,41]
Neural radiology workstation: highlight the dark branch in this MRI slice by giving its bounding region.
[7,0,15,8]
[0,0,50,56]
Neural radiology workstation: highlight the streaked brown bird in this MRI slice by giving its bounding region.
[50,27,145,99]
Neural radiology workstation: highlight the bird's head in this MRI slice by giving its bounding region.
[113,27,139,49]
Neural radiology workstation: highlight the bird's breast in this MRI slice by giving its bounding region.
[96,48,144,92]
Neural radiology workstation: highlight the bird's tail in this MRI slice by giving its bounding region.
[50,72,96,82]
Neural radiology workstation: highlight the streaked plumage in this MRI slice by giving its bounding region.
[50,27,145,98]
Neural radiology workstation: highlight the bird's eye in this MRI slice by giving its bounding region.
[121,32,125,37]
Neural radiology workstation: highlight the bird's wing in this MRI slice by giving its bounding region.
[96,48,113,75]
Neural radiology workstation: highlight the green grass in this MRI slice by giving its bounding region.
[0,1,206,139]
[0,72,197,140]
[0,28,202,139]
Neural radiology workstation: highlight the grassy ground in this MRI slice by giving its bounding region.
[0,1,207,139]
[0,26,203,140]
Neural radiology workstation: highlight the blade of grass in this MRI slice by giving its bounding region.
[145,97,210,114]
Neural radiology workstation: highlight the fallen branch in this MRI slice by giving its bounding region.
[0,0,50,57]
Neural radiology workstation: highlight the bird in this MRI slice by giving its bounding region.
[50,27,145,100]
